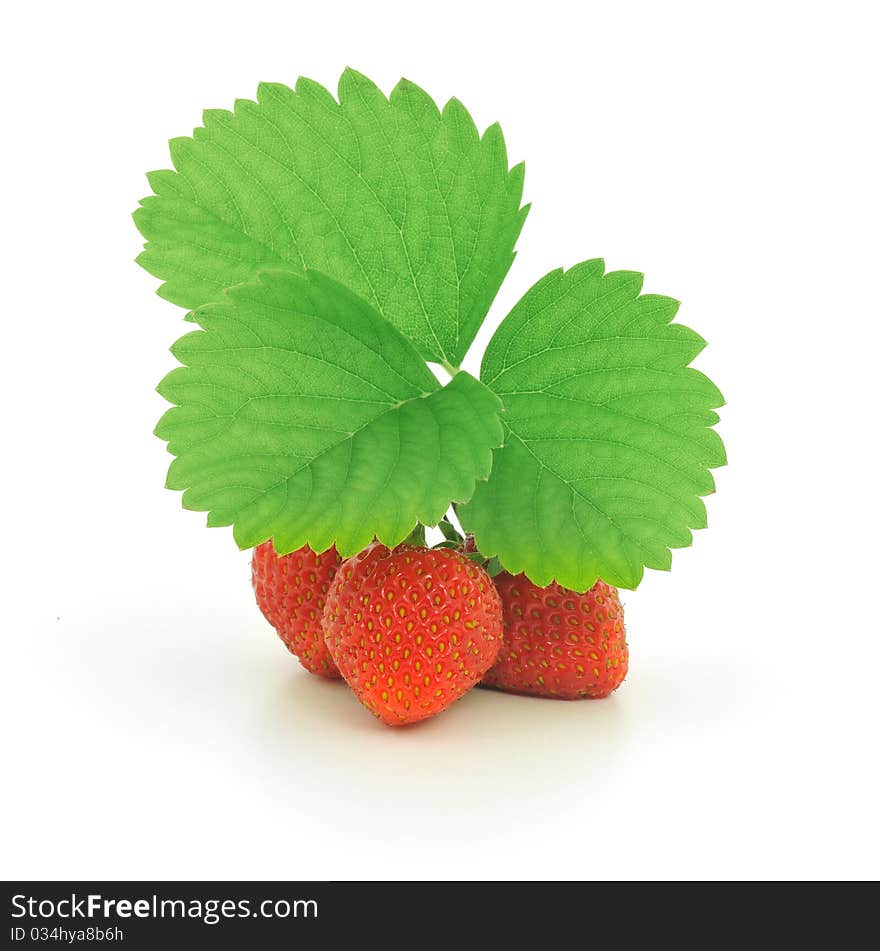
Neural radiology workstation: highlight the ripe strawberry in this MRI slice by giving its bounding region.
[483,574,628,699]
[323,543,503,725]
[251,541,342,678]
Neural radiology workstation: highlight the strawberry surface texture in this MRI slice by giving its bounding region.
[484,574,628,699]
[252,541,342,678]
[323,544,503,725]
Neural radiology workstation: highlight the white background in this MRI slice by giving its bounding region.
[3,0,878,880]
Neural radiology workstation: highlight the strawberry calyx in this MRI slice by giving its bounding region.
[403,518,505,578]
[437,517,462,543]
[465,551,504,578]
[436,525,504,578]
[401,523,427,547]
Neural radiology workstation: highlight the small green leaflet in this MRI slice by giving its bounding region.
[134,68,528,368]
[156,269,503,556]
[459,260,726,591]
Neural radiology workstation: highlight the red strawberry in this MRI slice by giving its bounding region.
[483,574,628,699]
[251,541,342,678]
[323,543,502,725]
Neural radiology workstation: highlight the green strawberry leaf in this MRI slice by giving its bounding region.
[156,269,503,556]
[134,68,528,368]
[459,260,726,591]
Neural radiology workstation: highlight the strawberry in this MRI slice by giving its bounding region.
[322,543,503,725]
[251,541,342,678]
[483,573,628,699]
